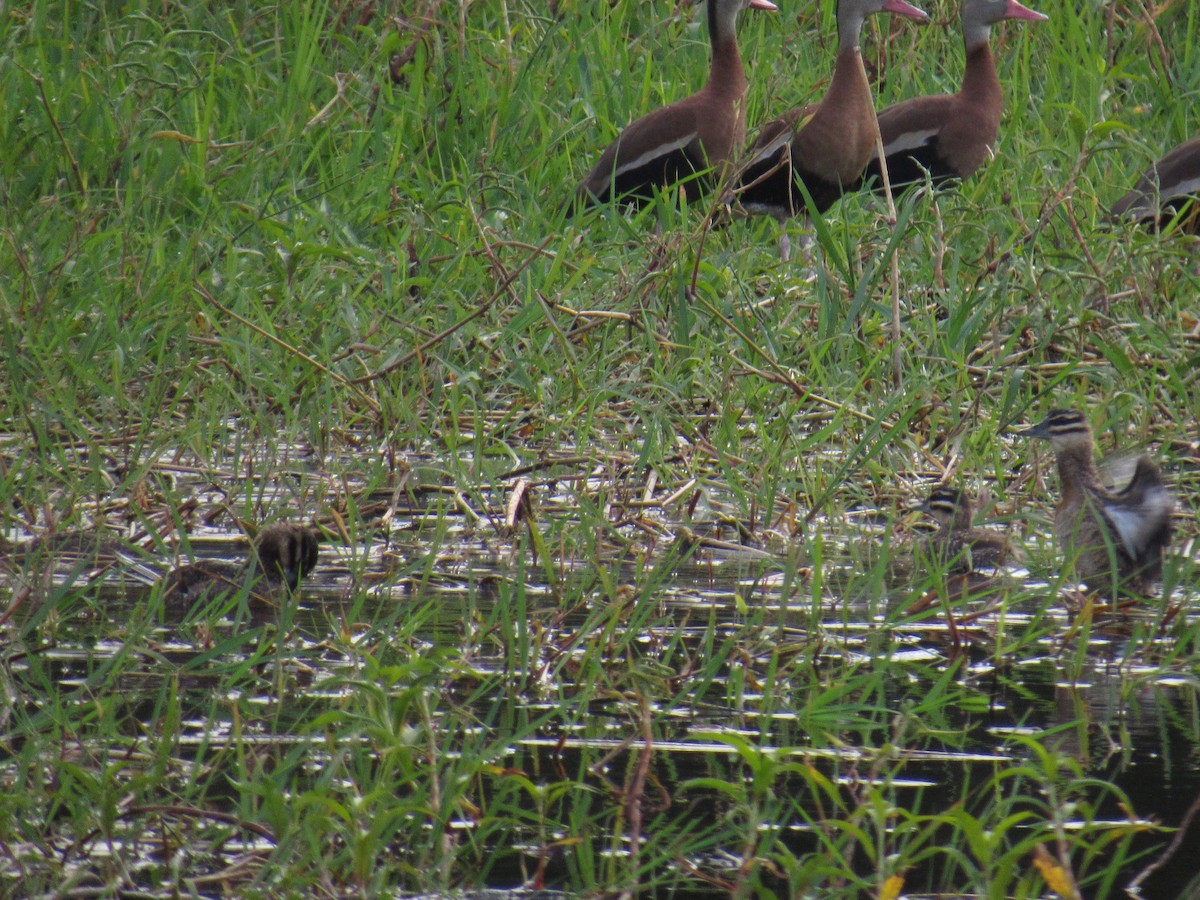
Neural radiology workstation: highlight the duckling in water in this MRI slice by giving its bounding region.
[902,486,1020,615]
[915,486,1016,574]
[161,523,319,606]
[1018,408,1174,598]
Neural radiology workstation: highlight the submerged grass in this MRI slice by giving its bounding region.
[2,0,1200,896]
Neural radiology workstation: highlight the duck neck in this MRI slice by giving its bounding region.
[1054,442,1101,502]
[836,3,867,53]
[959,40,1001,111]
[708,0,748,99]
[823,2,872,118]
[823,42,871,128]
[949,505,974,532]
[960,6,993,50]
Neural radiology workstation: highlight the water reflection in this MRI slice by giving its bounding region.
[1,450,1197,898]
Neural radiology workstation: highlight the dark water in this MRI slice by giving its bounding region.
[2,470,1197,899]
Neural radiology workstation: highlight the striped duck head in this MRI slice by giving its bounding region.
[919,486,977,531]
[1017,407,1095,456]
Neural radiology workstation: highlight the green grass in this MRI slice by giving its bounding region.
[2,0,1199,896]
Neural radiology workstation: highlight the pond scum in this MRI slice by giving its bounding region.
[1,1,1199,898]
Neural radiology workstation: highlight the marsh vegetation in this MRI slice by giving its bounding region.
[1,1,1198,896]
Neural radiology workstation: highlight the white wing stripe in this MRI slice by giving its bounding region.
[614,134,697,178]
[1105,506,1145,557]
[883,128,939,155]
[1104,484,1172,557]
[1161,173,1200,200]
[747,131,792,168]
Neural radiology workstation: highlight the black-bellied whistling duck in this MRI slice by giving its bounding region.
[1018,408,1174,599]
[734,0,928,258]
[572,0,777,211]
[1110,135,1200,232]
[860,0,1046,191]
[161,523,320,606]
